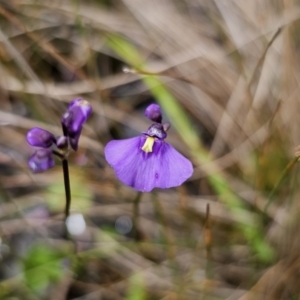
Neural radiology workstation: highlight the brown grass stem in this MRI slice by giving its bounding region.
[264,156,299,214]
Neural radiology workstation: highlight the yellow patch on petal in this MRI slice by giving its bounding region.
[141,137,155,153]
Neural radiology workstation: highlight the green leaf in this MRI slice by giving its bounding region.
[22,244,66,292]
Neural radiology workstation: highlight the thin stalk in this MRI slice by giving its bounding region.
[151,193,184,297]
[151,194,176,261]
[133,192,142,241]
[204,204,213,280]
[61,123,72,240]
[264,156,299,213]
[61,123,72,222]
[62,158,71,222]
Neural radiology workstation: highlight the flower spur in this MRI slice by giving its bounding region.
[105,104,193,192]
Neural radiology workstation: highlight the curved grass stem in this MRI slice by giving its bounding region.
[264,156,299,213]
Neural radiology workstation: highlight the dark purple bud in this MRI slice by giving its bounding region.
[145,104,162,123]
[26,128,55,148]
[56,136,68,149]
[28,149,55,173]
[61,99,92,150]
[145,123,167,140]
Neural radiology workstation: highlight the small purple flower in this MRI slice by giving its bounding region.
[28,149,55,173]
[27,128,55,148]
[61,98,92,151]
[105,104,193,192]
[26,128,56,172]
[26,98,92,172]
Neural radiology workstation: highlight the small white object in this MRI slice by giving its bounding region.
[66,213,86,236]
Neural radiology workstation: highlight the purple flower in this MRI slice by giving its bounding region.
[28,149,55,173]
[26,98,92,172]
[104,105,193,192]
[27,128,55,148]
[61,98,92,150]
[26,128,56,172]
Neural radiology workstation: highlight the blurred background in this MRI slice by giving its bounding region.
[0,0,300,299]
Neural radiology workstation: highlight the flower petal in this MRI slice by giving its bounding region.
[61,108,85,134]
[68,128,82,151]
[69,98,93,119]
[28,149,55,173]
[26,128,55,148]
[156,142,193,189]
[105,136,142,168]
[105,137,193,192]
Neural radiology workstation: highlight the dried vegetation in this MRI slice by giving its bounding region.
[0,0,300,299]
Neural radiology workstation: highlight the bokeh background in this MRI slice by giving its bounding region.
[0,0,300,299]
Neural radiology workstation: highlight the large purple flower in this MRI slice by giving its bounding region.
[105,104,193,192]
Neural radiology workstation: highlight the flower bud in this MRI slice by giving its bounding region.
[28,149,55,172]
[26,128,55,148]
[56,136,68,149]
[61,98,92,151]
[145,104,162,123]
